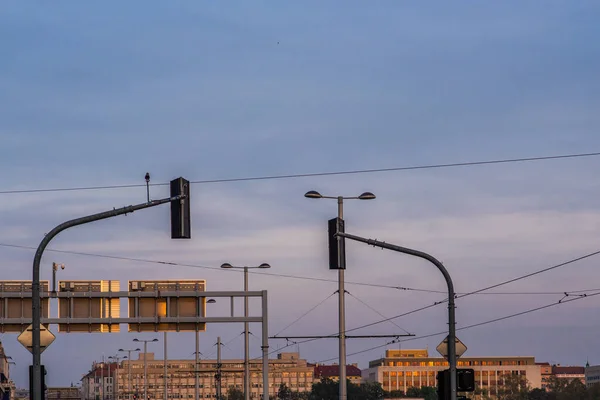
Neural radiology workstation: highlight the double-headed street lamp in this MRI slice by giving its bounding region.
[134,338,158,400]
[220,262,271,400]
[304,190,375,400]
[118,348,141,400]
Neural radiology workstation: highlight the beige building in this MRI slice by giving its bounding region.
[362,349,541,398]
[111,352,314,399]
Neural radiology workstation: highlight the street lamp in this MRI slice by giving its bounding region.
[133,338,158,400]
[118,348,140,400]
[194,299,216,400]
[220,263,271,400]
[304,190,375,400]
[51,262,65,296]
[109,355,127,400]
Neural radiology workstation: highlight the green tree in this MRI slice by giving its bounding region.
[278,383,293,400]
[497,373,530,400]
[225,387,244,400]
[527,388,551,400]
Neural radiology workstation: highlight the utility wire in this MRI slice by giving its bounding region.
[1,242,593,297]
[346,291,412,335]
[339,247,600,334]
[1,151,598,195]
[273,292,337,336]
[314,289,600,363]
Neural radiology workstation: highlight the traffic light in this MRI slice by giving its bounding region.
[437,369,450,400]
[170,177,191,239]
[457,369,475,391]
[328,217,346,269]
[29,365,47,400]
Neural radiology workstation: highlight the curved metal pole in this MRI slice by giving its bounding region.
[336,232,457,400]
[31,197,178,400]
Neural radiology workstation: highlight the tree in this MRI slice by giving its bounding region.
[278,383,293,400]
[528,388,551,400]
[498,373,530,400]
[226,387,244,400]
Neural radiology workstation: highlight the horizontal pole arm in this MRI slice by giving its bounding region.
[0,290,264,298]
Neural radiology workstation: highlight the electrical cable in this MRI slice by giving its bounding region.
[1,151,598,195]
[339,247,600,334]
[273,292,337,336]
[346,291,413,335]
[313,289,600,363]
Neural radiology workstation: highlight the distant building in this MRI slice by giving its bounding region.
[585,363,600,387]
[313,364,362,385]
[81,362,118,400]
[47,387,81,400]
[362,349,542,397]
[0,341,16,400]
[538,362,553,390]
[552,365,585,385]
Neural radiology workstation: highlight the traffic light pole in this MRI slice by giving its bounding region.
[336,232,458,400]
[31,195,185,400]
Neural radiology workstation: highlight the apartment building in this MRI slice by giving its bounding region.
[313,364,362,386]
[81,362,118,400]
[47,387,81,400]
[112,352,314,399]
[362,349,541,398]
[0,342,15,400]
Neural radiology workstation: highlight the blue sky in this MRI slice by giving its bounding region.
[1,0,600,388]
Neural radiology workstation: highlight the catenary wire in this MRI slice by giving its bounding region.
[1,242,594,297]
[1,151,598,195]
[346,292,413,335]
[273,292,337,336]
[338,247,600,334]
[313,289,600,363]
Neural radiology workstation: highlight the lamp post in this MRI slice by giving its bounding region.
[304,190,375,400]
[118,348,140,400]
[109,355,127,400]
[133,338,158,400]
[51,262,65,297]
[195,299,216,400]
[220,263,271,400]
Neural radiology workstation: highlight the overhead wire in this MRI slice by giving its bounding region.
[273,291,337,336]
[346,291,413,335]
[1,151,599,195]
[314,288,600,363]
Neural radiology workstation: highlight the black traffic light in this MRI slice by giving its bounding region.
[170,177,191,239]
[437,369,450,400]
[437,368,476,399]
[457,369,475,391]
[328,217,346,269]
[29,365,47,400]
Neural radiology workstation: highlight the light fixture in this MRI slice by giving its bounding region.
[304,190,322,199]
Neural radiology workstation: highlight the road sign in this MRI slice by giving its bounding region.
[436,335,467,359]
[17,324,55,354]
[58,280,120,333]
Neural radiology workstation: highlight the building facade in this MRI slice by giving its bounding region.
[585,364,600,388]
[313,365,362,386]
[112,352,315,400]
[81,362,118,400]
[361,349,541,398]
[47,387,81,400]
[0,342,15,400]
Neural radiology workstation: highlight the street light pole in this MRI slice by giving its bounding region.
[304,190,375,400]
[134,338,158,400]
[335,232,458,400]
[220,263,271,400]
[244,266,250,400]
[118,348,140,400]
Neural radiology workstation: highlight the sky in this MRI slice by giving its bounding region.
[1,0,600,388]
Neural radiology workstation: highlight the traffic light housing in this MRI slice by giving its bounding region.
[437,368,475,400]
[457,368,475,391]
[170,177,191,239]
[328,217,346,269]
[29,365,47,400]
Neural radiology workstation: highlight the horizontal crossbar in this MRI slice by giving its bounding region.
[0,290,263,298]
[0,316,263,324]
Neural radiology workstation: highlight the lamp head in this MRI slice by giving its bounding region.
[135,348,141,352]
[133,339,140,342]
[118,349,124,352]
[220,263,233,269]
[304,190,322,199]
[207,299,216,304]
[258,263,271,269]
[152,338,158,342]
[358,192,376,200]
